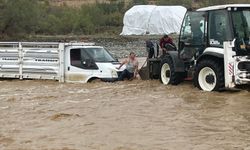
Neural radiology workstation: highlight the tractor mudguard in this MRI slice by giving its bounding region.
[197,51,224,64]
[163,51,185,72]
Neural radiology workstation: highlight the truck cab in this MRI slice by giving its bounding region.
[159,4,250,91]
[65,45,122,83]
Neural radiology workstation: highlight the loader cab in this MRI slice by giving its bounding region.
[178,5,250,60]
[178,9,233,61]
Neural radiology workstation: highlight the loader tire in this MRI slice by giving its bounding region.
[194,59,224,91]
[160,56,183,85]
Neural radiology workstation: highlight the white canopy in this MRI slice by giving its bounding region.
[120,5,187,35]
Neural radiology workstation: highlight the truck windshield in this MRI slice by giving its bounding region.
[231,8,250,53]
[83,47,117,62]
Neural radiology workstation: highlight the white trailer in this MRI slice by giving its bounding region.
[0,42,124,83]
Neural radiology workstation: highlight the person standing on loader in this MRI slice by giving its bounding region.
[159,34,176,55]
[146,40,159,59]
[117,52,139,81]
[146,40,155,58]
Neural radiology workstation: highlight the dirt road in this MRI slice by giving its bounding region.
[0,79,250,150]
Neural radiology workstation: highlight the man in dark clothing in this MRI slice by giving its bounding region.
[146,40,159,58]
[159,35,176,55]
[146,40,155,58]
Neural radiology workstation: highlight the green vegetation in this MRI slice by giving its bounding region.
[0,0,126,39]
[0,0,249,39]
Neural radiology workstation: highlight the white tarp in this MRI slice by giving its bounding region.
[120,5,187,35]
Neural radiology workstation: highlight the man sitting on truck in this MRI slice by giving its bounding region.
[159,34,176,55]
[117,52,139,81]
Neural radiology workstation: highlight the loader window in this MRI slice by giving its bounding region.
[208,10,232,47]
[231,8,250,55]
[180,12,206,46]
[179,11,207,60]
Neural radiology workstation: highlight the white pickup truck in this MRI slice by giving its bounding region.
[0,42,124,83]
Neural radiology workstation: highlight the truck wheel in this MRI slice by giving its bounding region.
[160,57,182,85]
[194,59,224,91]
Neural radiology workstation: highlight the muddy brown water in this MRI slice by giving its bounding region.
[0,78,250,150]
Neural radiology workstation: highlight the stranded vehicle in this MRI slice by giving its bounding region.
[149,4,250,91]
[0,42,123,83]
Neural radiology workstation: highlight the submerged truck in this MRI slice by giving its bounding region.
[0,42,123,83]
[147,4,250,91]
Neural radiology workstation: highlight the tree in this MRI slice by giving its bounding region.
[0,0,41,35]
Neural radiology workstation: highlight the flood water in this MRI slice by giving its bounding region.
[0,79,250,150]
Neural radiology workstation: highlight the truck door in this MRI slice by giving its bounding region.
[65,48,98,83]
[178,11,207,61]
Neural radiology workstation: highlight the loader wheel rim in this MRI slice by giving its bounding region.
[161,63,171,85]
[205,74,215,84]
[198,67,217,91]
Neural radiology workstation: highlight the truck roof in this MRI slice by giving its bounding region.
[197,4,250,11]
